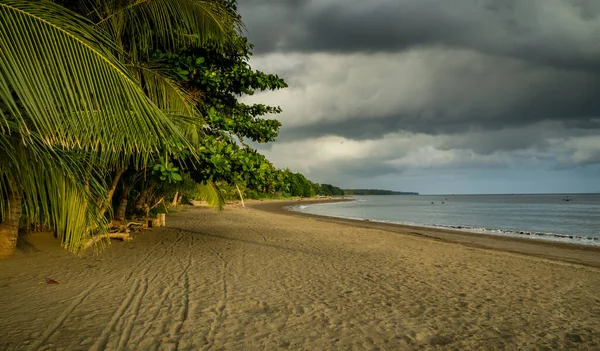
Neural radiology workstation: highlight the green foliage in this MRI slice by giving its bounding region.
[0,0,348,257]
[152,163,182,183]
[151,9,290,194]
[282,171,314,198]
[0,0,238,252]
[0,0,189,155]
[150,25,287,144]
[317,184,345,196]
[193,182,226,211]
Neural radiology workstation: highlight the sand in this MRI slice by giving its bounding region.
[1,202,599,350]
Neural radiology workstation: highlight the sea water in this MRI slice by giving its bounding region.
[289,194,600,246]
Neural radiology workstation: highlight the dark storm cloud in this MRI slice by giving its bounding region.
[240,0,600,70]
[238,0,600,181]
[278,97,600,144]
[310,158,403,179]
[240,0,600,149]
[267,50,600,144]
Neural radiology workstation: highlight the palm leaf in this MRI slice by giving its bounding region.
[196,181,225,211]
[129,63,201,117]
[92,0,241,59]
[0,136,109,253]
[0,0,188,154]
[127,62,209,151]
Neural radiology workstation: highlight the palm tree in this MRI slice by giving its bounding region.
[0,0,239,256]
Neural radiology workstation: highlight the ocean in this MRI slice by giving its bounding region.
[289,194,600,246]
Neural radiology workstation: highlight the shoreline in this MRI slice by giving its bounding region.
[249,198,600,268]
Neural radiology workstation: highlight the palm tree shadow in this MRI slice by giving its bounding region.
[16,233,42,254]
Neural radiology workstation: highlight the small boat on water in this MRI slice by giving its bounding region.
[562,196,572,202]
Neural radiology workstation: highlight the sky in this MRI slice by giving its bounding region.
[237,0,600,194]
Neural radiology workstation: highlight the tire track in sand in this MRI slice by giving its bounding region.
[115,277,149,351]
[132,237,195,348]
[89,278,143,351]
[201,239,230,351]
[121,229,182,283]
[90,229,186,350]
[27,283,100,351]
[171,249,193,350]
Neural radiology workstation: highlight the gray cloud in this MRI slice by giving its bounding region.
[311,159,404,179]
[248,49,600,145]
[240,0,600,70]
[238,0,600,191]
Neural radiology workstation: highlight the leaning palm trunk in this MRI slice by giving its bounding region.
[0,187,21,258]
[98,167,126,218]
[114,186,131,222]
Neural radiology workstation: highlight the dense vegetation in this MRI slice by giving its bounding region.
[0,0,353,257]
[0,0,417,258]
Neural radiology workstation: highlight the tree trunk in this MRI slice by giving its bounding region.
[99,167,126,218]
[170,191,179,208]
[114,186,130,222]
[235,183,245,208]
[134,189,146,211]
[0,190,22,258]
[134,184,153,212]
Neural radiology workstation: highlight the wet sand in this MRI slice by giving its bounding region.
[252,198,600,268]
[1,204,599,350]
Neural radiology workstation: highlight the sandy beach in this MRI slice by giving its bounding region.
[1,202,599,350]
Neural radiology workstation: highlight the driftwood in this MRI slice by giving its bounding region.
[124,221,144,229]
[83,221,147,250]
[83,233,132,249]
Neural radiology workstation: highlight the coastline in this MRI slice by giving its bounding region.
[249,198,600,268]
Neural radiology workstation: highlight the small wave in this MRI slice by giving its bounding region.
[287,206,600,246]
[431,224,600,245]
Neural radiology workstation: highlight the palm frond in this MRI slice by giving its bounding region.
[0,0,187,154]
[196,181,225,211]
[127,62,207,150]
[129,63,200,117]
[0,137,109,253]
[92,0,242,59]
